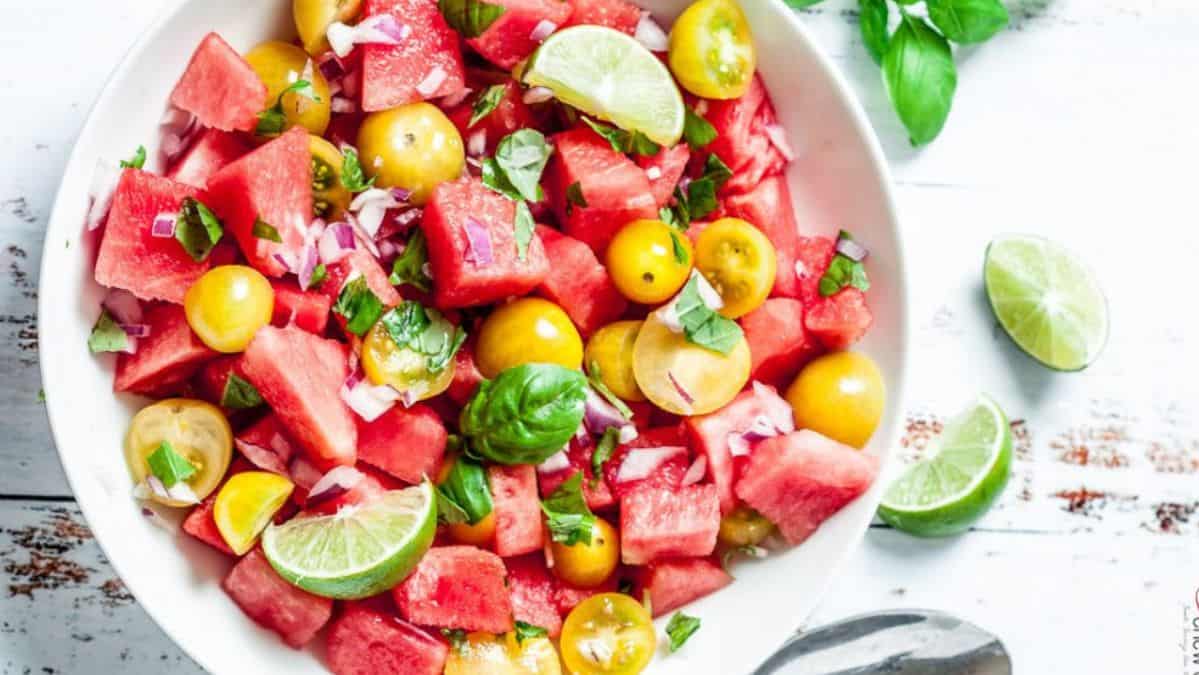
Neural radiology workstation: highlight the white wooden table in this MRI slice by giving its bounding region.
[3,1,1198,673]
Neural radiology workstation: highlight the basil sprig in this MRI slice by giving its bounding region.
[87,310,128,353]
[120,145,147,170]
[460,363,588,465]
[221,373,264,409]
[380,301,467,374]
[667,154,731,226]
[146,441,197,488]
[340,147,375,193]
[469,84,506,127]
[672,274,744,355]
[540,471,596,546]
[582,118,661,157]
[437,456,493,525]
[175,197,224,262]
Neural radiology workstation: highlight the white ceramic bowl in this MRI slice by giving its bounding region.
[39,1,908,672]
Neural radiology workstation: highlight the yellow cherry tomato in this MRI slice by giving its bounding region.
[786,351,885,449]
[310,135,352,221]
[550,518,620,589]
[444,632,562,675]
[668,0,757,100]
[361,318,456,402]
[560,593,657,675]
[718,506,774,547]
[293,0,363,56]
[475,298,584,378]
[125,399,233,508]
[606,219,694,305]
[214,471,295,555]
[583,321,646,403]
[632,312,750,415]
[447,511,497,547]
[184,265,274,353]
[245,41,332,136]
[695,218,776,319]
[358,103,465,206]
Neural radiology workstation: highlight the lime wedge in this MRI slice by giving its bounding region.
[522,25,686,145]
[261,482,436,599]
[878,395,1012,537]
[984,234,1109,371]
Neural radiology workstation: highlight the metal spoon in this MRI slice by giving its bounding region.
[754,610,1012,675]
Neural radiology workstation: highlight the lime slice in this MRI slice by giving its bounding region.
[522,25,686,145]
[984,234,1109,371]
[261,482,437,599]
[878,395,1012,537]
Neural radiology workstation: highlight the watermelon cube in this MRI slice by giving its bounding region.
[318,247,402,313]
[166,128,251,188]
[504,554,563,637]
[637,143,691,208]
[735,430,879,544]
[361,0,466,111]
[421,177,550,308]
[356,403,448,484]
[222,549,333,648]
[722,175,802,299]
[740,298,818,386]
[603,426,690,501]
[326,605,448,675]
[804,288,873,350]
[537,437,615,511]
[447,81,539,157]
[633,557,732,618]
[114,304,217,395]
[684,384,794,514]
[554,574,619,615]
[535,225,627,337]
[169,33,268,133]
[241,325,357,468]
[204,126,313,277]
[194,354,245,407]
[489,464,544,557]
[183,496,234,554]
[447,338,484,405]
[619,484,720,565]
[94,169,207,303]
[793,235,837,306]
[393,546,514,633]
[544,126,658,254]
[566,0,642,33]
[467,0,575,69]
[235,414,294,475]
[269,279,333,334]
[703,75,787,195]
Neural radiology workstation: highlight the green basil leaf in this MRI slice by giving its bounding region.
[700,153,732,188]
[427,326,467,374]
[146,440,197,488]
[470,84,507,127]
[256,80,319,137]
[87,310,128,353]
[540,471,596,546]
[591,426,620,482]
[308,263,327,289]
[440,628,469,653]
[565,182,588,214]
[784,0,825,7]
[120,145,147,170]
[926,0,1009,44]
[684,179,718,222]
[252,217,283,242]
[514,201,535,262]
[438,456,494,525]
[340,146,376,193]
[682,106,717,150]
[333,276,385,337]
[818,231,871,297]
[493,129,552,202]
[674,274,744,354]
[390,230,433,292]
[669,230,689,265]
[659,206,678,228]
[221,373,264,409]
[514,621,549,644]
[175,197,224,262]
[585,360,633,420]
[665,612,701,652]
[883,14,957,146]
[481,156,523,201]
[461,363,588,465]
[582,118,660,157]
[438,0,506,38]
[858,0,890,65]
[380,301,466,373]
[382,301,433,348]
[437,490,471,525]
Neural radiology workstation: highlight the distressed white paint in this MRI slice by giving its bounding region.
[1,0,1197,672]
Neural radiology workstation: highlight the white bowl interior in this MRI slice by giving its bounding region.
[39,1,908,672]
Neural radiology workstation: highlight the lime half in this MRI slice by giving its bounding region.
[878,395,1012,537]
[522,25,686,145]
[984,234,1108,371]
[261,482,436,599]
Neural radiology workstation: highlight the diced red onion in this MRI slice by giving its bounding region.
[289,456,324,491]
[420,262,433,279]
[681,455,707,486]
[677,175,692,193]
[584,387,628,435]
[160,107,199,163]
[269,433,294,464]
[752,381,796,434]
[346,213,382,258]
[327,15,411,58]
[398,386,422,409]
[530,19,557,42]
[102,288,143,325]
[317,51,348,82]
[522,86,555,104]
[342,71,361,99]
[340,371,401,422]
[306,466,366,509]
[727,432,751,458]
[440,86,473,108]
[86,161,122,231]
[328,78,344,97]
[467,129,488,157]
[667,371,694,406]
[297,245,321,291]
[143,475,199,505]
[416,66,447,98]
[835,236,869,262]
[377,239,397,259]
[331,96,358,114]
[393,207,422,230]
[658,299,683,333]
[150,212,177,238]
[120,323,150,338]
[634,12,669,52]
[614,446,687,483]
[390,188,411,203]
[273,252,297,275]
[645,166,662,181]
[538,449,572,475]
[574,422,590,444]
[318,221,357,264]
[618,425,639,444]
[235,439,290,475]
[350,188,404,239]
[463,217,494,266]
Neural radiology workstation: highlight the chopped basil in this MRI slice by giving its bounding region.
[220,373,264,409]
[668,154,732,225]
[461,364,588,465]
[818,230,871,297]
[438,0,506,38]
[481,157,520,201]
[669,230,689,265]
[514,621,548,644]
[380,301,467,374]
[175,197,224,262]
[308,263,327,289]
[340,146,375,193]
[36,388,45,404]
[665,612,701,652]
[682,107,717,150]
[439,628,469,653]
[591,426,620,483]
[489,129,552,202]
[437,455,494,525]
[585,360,633,420]
[146,441,197,488]
[469,84,507,127]
[565,181,588,214]
[659,206,677,227]
[87,310,128,353]
[437,490,470,525]
[514,201,534,262]
[333,276,385,337]
[674,274,744,355]
[119,145,147,169]
[252,217,283,243]
[699,153,733,187]
[256,80,320,137]
[581,117,661,157]
[389,230,432,291]
[540,471,596,546]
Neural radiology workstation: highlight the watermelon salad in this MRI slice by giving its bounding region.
[83,0,886,672]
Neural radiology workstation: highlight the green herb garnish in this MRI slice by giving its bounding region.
[389,230,433,291]
[437,456,493,525]
[256,80,320,137]
[146,440,197,488]
[672,274,744,355]
[582,117,661,157]
[251,217,283,243]
[174,197,224,262]
[469,84,507,127]
[461,364,588,465]
[514,621,549,644]
[220,373,264,409]
[682,107,717,150]
[665,612,701,652]
[565,181,588,215]
[438,0,506,38]
[333,276,385,337]
[380,301,467,374]
[817,230,870,297]
[591,426,620,483]
[340,146,375,193]
[120,145,147,170]
[540,471,596,546]
[87,310,128,353]
[514,201,535,262]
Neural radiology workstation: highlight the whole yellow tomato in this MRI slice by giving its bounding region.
[786,351,885,448]
[475,298,584,378]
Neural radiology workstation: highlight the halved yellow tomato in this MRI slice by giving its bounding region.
[444,632,562,675]
[475,298,584,378]
[245,41,332,136]
[213,471,294,555]
[632,312,750,415]
[668,0,757,100]
[125,399,233,507]
[310,135,352,221]
[695,218,776,319]
[560,593,657,675]
[583,321,646,403]
[550,518,620,589]
[361,319,456,403]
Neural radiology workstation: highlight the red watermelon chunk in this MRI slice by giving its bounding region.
[603,426,690,501]
[94,169,207,303]
[535,225,627,337]
[554,574,619,616]
[566,0,641,33]
[489,464,544,557]
[356,403,447,484]
[633,557,732,618]
[204,126,313,277]
[222,549,333,649]
[537,437,615,511]
[361,0,465,111]
[684,384,795,514]
[794,235,837,306]
[241,325,357,468]
[505,554,563,637]
[722,175,802,299]
[421,177,550,308]
[327,605,448,675]
[703,75,787,195]
[804,288,873,350]
[194,355,245,407]
[303,465,396,516]
[169,33,267,133]
[114,304,217,395]
[448,81,540,158]
[318,247,402,312]
[447,339,484,405]
[183,496,233,554]
[270,279,333,334]
[467,0,575,69]
[393,546,514,633]
[166,128,251,188]
[619,484,720,565]
[740,298,819,386]
[637,143,691,208]
[235,414,294,475]
[544,126,657,254]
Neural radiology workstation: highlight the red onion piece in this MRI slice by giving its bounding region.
[681,455,707,486]
[693,271,724,309]
[159,106,199,163]
[390,188,411,203]
[340,371,401,422]
[331,96,358,114]
[102,288,143,325]
[345,213,382,258]
[694,99,709,116]
[667,371,694,406]
[87,161,122,231]
[150,212,177,237]
[318,222,356,264]
[235,439,290,475]
[268,433,294,464]
[522,86,554,105]
[530,20,558,42]
[327,15,411,58]
[463,217,494,266]
[835,235,869,262]
[297,245,321,291]
[393,207,422,230]
[273,252,297,275]
[538,449,572,475]
[306,466,366,509]
[120,323,151,338]
[727,432,751,458]
[467,129,488,157]
[289,456,324,491]
[583,387,628,434]
[752,381,796,434]
[635,12,669,52]
[350,188,404,239]
[763,123,796,162]
[416,66,448,98]
[618,424,639,444]
[317,51,347,82]
[614,446,687,483]
[144,475,199,505]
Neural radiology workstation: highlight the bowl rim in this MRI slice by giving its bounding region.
[38,0,911,671]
